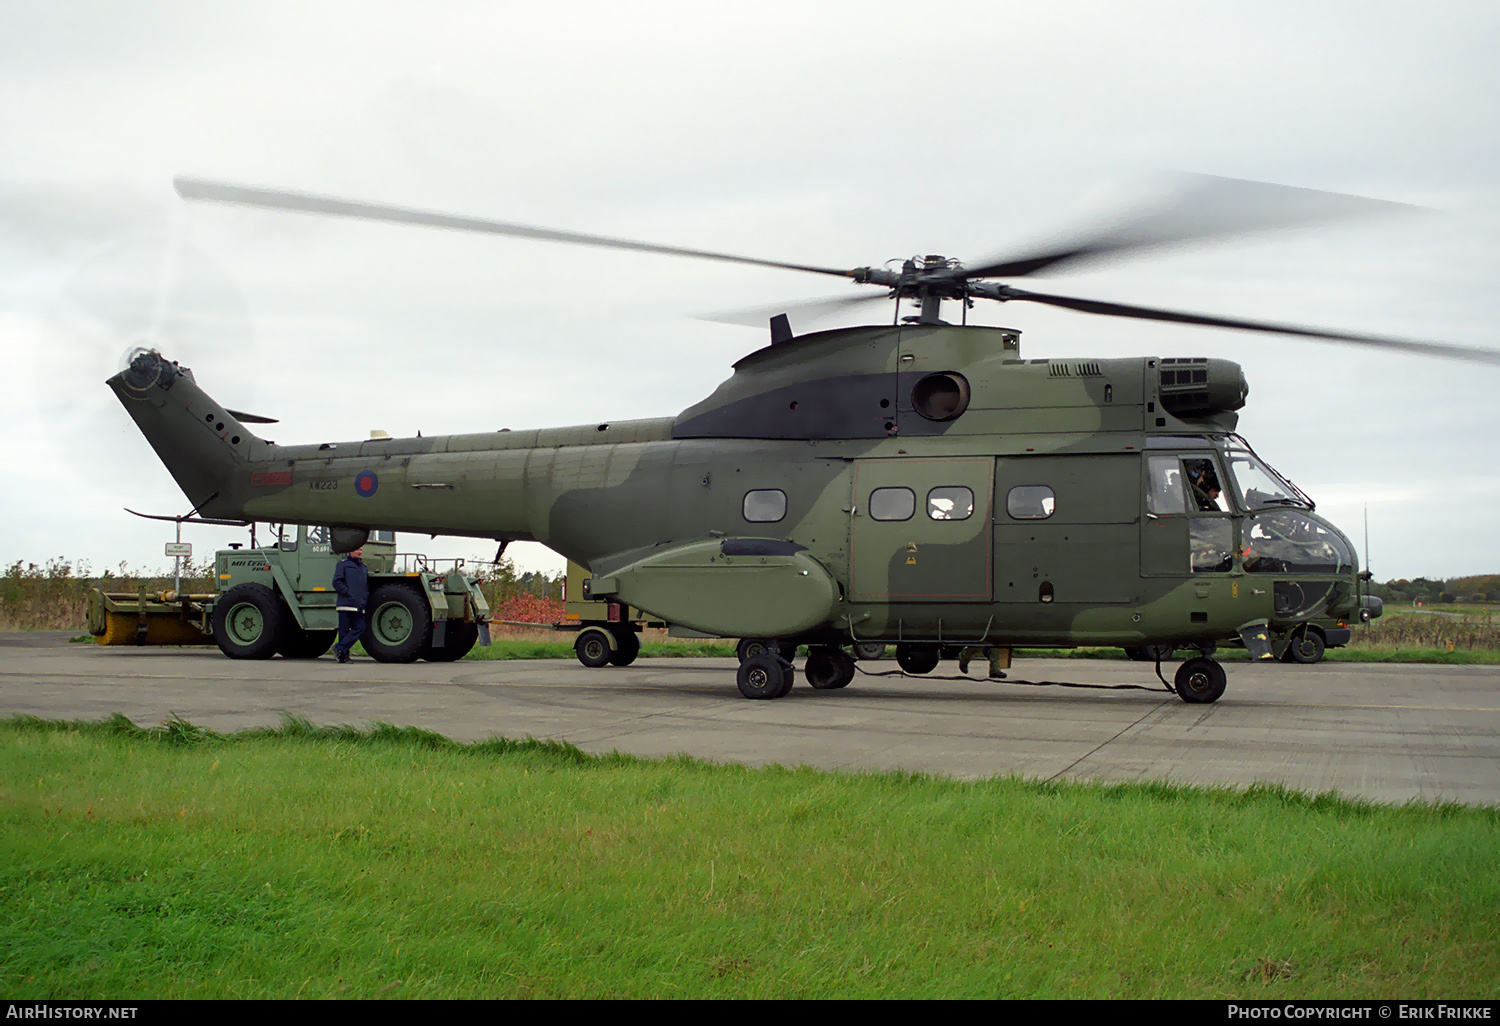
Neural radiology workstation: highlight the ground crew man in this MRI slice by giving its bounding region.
[332,545,369,663]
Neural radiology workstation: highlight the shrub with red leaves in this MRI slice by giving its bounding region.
[496,593,565,625]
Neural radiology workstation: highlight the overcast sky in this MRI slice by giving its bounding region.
[2,0,1497,584]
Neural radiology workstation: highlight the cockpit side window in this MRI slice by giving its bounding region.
[1147,456,1188,515]
[1182,456,1226,512]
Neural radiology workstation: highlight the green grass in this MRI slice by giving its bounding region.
[2,714,1497,999]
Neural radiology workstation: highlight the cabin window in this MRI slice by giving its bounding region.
[742,489,787,523]
[869,487,915,521]
[927,486,974,521]
[1006,485,1055,520]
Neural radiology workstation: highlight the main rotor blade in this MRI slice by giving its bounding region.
[1000,286,1500,365]
[174,177,858,279]
[961,174,1420,280]
[700,291,888,329]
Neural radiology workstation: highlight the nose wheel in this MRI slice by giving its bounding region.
[1173,656,1227,703]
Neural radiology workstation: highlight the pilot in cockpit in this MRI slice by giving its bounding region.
[1186,460,1224,512]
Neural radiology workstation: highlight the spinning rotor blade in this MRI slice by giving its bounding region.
[959,174,1420,280]
[997,285,1500,365]
[174,177,857,280]
[701,291,888,329]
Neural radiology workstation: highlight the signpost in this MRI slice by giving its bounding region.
[165,528,191,593]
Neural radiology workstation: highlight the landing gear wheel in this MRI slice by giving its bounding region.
[895,643,941,675]
[424,622,479,662]
[805,647,856,689]
[853,641,886,660]
[363,583,432,663]
[213,583,287,660]
[575,627,613,668]
[1286,629,1325,664]
[737,638,796,663]
[607,628,641,667]
[737,654,794,699]
[277,626,336,659]
[1174,657,1227,704]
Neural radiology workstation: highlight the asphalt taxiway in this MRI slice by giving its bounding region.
[3,632,1497,805]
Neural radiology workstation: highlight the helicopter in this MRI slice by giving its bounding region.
[107,175,1500,702]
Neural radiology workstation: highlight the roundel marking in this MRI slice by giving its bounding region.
[355,471,379,498]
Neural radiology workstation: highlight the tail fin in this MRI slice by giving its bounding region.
[107,349,265,518]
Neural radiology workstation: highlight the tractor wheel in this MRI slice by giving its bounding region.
[424,622,479,662]
[1286,629,1325,664]
[213,584,287,660]
[363,583,432,663]
[607,628,641,667]
[575,627,613,668]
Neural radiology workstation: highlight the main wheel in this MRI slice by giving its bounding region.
[805,647,856,690]
[363,583,432,663]
[213,583,287,660]
[737,638,796,663]
[277,625,336,659]
[1286,629,1325,664]
[575,627,613,668]
[424,622,479,662]
[607,628,641,666]
[737,654,793,699]
[1174,657,1227,704]
[853,641,886,660]
[895,643,941,675]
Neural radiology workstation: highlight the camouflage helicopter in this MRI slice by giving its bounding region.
[108,175,1500,702]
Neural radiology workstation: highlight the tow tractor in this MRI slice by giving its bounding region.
[87,524,491,662]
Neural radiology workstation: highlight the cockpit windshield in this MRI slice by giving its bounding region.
[1226,448,1309,510]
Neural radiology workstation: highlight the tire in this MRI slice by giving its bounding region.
[853,641,886,661]
[363,583,432,663]
[736,638,776,663]
[895,643,940,675]
[737,654,793,699]
[277,626,336,659]
[607,628,641,667]
[424,622,479,662]
[805,647,856,690]
[575,627,613,668]
[1287,629,1325,664]
[1175,657,1227,704]
[213,583,287,660]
